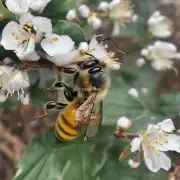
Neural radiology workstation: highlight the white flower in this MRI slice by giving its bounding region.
[141,87,148,95]
[0,66,30,100]
[0,91,7,103]
[141,41,180,71]
[112,20,121,37]
[117,116,132,129]
[78,4,90,18]
[3,57,13,65]
[148,11,174,38]
[109,0,121,9]
[132,14,138,22]
[136,58,146,67]
[131,137,141,152]
[41,34,79,66]
[128,88,139,98]
[5,0,51,14]
[78,42,89,51]
[78,36,119,70]
[66,9,77,21]
[19,93,30,105]
[131,119,180,172]
[28,0,51,13]
[128,158,141,168]
[1,13,52,61]
[98,1,109,12]
[87,13,102,30]
[5,0,29,14]
[109,0,134,36]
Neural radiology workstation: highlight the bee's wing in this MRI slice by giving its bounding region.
[85,101,103,138]
[75,92,97,124]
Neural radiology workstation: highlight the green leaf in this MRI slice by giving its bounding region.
[135,0,157,20]
[14,127,167,180]
[0,0,15,19]
[53,20,86,46]
[43,0,76,25]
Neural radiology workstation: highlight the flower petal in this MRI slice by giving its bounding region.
[1,21,23,50]
[29,0,51,13]
[32,17,52,34]
[41,34,75,56]
[157,119,175,132]
[142,144,161,172]
[50,50,80,66]
[88,37,108,59]
[15,38,40,61]
[131,137,141,152]
[19,12,34,25]
[0,91,7,102]
[6,0,29,14]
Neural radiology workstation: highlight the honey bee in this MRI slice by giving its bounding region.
[38,59,110,142]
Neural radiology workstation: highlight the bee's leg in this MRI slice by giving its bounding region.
[30,101,58,121]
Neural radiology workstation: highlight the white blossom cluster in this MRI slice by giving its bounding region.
[116,118,180,172]
[0,0,122,102]
[136,10,177,72]
[136,41,180,72]
[66,0,138,35]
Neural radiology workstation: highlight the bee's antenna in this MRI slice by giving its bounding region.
[102,37,126,55]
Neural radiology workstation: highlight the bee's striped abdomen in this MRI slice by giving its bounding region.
[55,103,79,142]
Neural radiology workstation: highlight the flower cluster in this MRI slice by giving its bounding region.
[116,118,180,172]
[66,0,137,35]
[0,65,30,102]
[136,10,177,72]
[136,41,180,72]
[1,0,121,69]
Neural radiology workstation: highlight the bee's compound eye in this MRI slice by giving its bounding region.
[88,67,101,74]
[46,101,57,110]
[62,67,77,74]
[81,60,99,69]
[53,82,64,88]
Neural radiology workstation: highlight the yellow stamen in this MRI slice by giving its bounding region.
[15,36,19,40]
[11,32,15,37]
[79,50,85,55]
[50,37,59,44]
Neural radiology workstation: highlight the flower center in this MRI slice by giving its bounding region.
[50,37,59,44]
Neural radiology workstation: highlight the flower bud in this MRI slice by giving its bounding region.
[0,14,4,21]
[136,58,145,67]
[78,42,89,51]
[140,49,149,57]
[128,88,139,98]
[128,157,141,168]
[87,15,102,30]
[78,4,90,18]
[98,1,109,12]
[117,116,132,129]
[66,9,77,21]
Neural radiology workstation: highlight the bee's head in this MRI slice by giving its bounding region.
[88,67,110,89]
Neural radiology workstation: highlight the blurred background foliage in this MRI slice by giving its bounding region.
[0,0,180,180]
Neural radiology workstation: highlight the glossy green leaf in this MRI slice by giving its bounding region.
[43,0,76,25]
[135,0,157,20]
[0,0,15,19]
[14,127,167,180]
[53,20,86,46]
